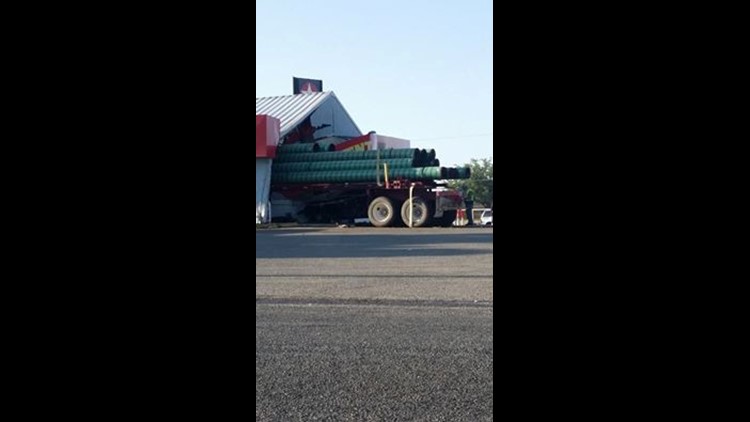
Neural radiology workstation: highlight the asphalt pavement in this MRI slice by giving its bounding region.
[256,226,494,421]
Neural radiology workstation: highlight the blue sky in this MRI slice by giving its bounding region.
[256,0,493,167]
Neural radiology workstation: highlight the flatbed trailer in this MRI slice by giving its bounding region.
[271,179,463,227]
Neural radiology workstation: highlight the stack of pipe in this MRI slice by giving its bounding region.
[271,146,470,184]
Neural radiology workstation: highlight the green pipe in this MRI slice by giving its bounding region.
[455,167,471,178]
[271,166,444,184]
[276,143,318,154]
[270,165,471,184]
[426,149,436,162]
[273,148,422,163]
[273,158,415,173]
[314,142,337,152]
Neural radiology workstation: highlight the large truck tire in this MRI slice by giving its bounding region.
[368,196,397,227]
[401,197,431,228]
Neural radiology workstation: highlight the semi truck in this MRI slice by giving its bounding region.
[269,134,469,228]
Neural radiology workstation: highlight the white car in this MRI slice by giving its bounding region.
[480,209,493,226]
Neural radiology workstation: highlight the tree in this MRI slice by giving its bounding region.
[449,158,493,208]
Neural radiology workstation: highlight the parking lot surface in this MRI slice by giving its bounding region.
[256,227,493,421]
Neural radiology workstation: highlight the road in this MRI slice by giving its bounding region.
[256,226,493,421]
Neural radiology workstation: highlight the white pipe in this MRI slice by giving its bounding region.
[371,132,380,185]
[409,183,414,228]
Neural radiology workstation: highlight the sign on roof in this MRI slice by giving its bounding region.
[293,77,322,95]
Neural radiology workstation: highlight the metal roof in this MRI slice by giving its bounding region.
[256,91,334,138]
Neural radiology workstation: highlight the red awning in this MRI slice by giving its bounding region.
[256,115,280,158]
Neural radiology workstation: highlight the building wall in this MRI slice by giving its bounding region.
[256,115,279,224]
[256,158,273,224]
[256,115,279,158]
[374,134,410,149]
[282,96,361,144]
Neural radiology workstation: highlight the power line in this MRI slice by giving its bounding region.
[411,133,493,142]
